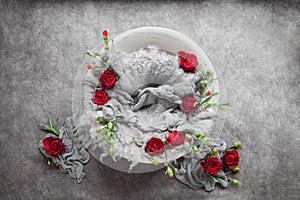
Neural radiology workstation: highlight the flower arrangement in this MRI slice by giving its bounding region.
[38,117,90,183]
[38,28,242,191]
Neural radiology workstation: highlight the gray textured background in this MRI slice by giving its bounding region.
[0,0,299,199]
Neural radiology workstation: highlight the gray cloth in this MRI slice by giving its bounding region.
[174,138,228,191]
[79,46,217,171]
[38,116,231,191]
[39,117,90,183]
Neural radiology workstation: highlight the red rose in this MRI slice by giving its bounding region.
[200,157,223,175]
[99,69,117,89]
[42,136,65,158]
[166,130,185,148]
[223,149,240,169]
[181,95,199,113]
[102,29,109,37]
[178,51,198,72]
[145,138,165,156]
[93,89,109,105]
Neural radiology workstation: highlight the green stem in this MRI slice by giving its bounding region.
[164,145,169,166]
[50,127,59,136]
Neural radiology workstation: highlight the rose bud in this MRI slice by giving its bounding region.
[232,167,240,172]
[206,90,212,96]
[210,148,217,156]
[86,50,93,57]
[194,131,202,138]
[97,117,104,123]
[167,166,174,178]
[233,141,242,148]
[107,122,113,130]
[109,139,115,145]
[150,158,160,166]
[87,64,93,70]
[193,146,199,153]
[55,163,60,167]
[102,29,109,37]
[231,179,239,185]
[201,80,209,86]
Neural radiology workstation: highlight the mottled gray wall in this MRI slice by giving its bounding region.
[0,0,299,199]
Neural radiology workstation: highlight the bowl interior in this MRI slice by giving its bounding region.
[72,27,224,173]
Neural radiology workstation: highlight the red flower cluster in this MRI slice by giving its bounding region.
[145,130,186,156]
[93,69,117,106]
[178,51,198,72]
[42,136,65,158]
[201,149,240,175]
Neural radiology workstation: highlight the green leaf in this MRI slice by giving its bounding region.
[86,50,93,57]
[107,122,113,130]
[48,115,53,128]
[106,131,112,138]
[206,70,214,76]
[39,122,59,136]
[94,51,101,56]
[75,136,82,142]
[97,117,104,123]
[40,124,51,131]
[200,92,219,106]
[209,103,231,110]
[206,173,219,182]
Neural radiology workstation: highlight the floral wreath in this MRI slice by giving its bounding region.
[38,29,242,191]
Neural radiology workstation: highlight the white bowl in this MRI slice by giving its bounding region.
[73,27,222,173]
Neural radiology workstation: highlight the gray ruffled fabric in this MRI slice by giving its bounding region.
[174,138,228,191]
[39,117,232,190]
[39,117,90,183]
